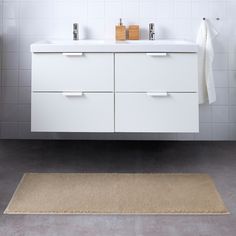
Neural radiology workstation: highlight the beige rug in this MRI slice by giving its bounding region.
[4,173,229,215]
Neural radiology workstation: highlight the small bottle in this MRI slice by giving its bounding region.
[116,18,126,41]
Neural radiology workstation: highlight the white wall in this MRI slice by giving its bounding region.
[0,0,236,140]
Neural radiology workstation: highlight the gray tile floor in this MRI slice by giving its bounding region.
[0,141,236,236]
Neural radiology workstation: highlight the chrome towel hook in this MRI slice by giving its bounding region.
[203,17,220,21]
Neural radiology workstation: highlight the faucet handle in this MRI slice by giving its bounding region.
[149,23,155,30]
[149,23,155,28]
[73,23,78,30]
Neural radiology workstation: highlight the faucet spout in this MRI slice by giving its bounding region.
[149,23,155,40]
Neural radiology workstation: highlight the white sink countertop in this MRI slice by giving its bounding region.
[31,40,198,53]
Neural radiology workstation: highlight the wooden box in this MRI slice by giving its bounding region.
[128,25,140,40]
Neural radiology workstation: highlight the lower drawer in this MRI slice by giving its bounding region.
[32,92,114,132]
[115,93,199,133]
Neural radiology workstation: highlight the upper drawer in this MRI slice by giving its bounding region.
[32,53,114,92]
[115,53,198,92]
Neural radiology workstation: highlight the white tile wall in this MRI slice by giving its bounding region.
[0,0,236,140]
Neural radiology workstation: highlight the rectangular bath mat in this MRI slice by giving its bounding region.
[4,173,229,215]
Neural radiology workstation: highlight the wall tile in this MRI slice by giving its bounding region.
[158,133,178,141]
[18,86,31,104]
[229,106,236,122]
[3,2,19,19]
[229,53,236,70]
[229,88,236,105]
[140,1,157,18]
[18,104,31,122]
[105,1,122,19]
[3,34,19,52]
[213,53,228,70]
[1,86,18,104]
[1,122,19,139]
[88,0,104,18]
[54,0,87,19]
[229,71,236,87]
[19,69,31,87]
[177,133,195,141]
[214,71,228,87]
[213,88,229,106]
[123,1,139,18]
[191,1,209,19]
[195,123,212,140]
[212,106,229,123]
[229,123,236,140]
[3,19,19,35]
[175,1,191,18]
[2,52,18,70]
[199,104,212,122]
[0,104,19,122]
[212,123,230,140]
[18,122,51,140]
[1,70,18,87]
[19,2,53,19]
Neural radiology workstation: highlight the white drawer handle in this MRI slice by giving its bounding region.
[62,53,84,57]
[147,92,169,97]
[63,92,83,97]
[146,53,168,57]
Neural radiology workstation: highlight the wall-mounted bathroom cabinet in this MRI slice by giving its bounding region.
[31,40,199,133]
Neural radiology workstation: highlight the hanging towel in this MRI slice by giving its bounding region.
[196,20,218,104]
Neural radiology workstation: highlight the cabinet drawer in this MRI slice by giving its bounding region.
[32,53,114,92]
[32,93,114,132]
[115,93,199,133]
[115,53,198,92]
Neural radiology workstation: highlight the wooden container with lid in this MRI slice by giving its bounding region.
[128,25,140,40]
[116,18,126,41]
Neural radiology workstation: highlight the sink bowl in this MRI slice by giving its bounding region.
[31,39,198,53]
[46,40,106,45]
[119,40,196,45]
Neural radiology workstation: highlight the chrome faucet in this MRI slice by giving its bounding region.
[73,23,79,40]
[149,23,155,40]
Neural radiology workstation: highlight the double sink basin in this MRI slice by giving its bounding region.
[31,40,198,53]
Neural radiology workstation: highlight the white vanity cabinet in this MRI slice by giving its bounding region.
[31,41,199,133]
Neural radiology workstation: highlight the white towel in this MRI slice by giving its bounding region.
[197,20,218,104]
